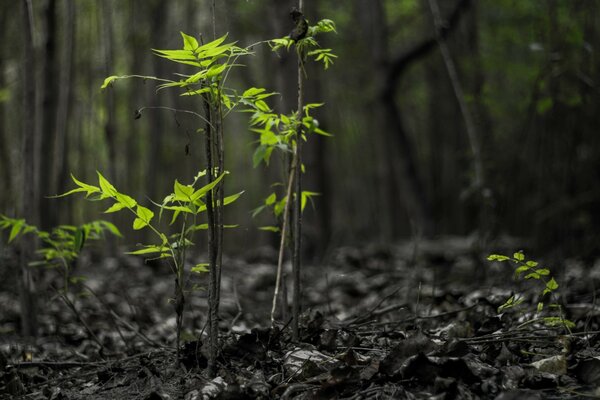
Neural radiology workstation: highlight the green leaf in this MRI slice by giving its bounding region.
[546,277,559,291]
[133,205,154,230]
[265,193,276,206]
[487,254,510,262]
[104,203,127,213]
[536,268,550,276]
[524,272,540,280]
[191,172,227,202]
[513,251,525,261]
[274,198,286,217]
[181,32,199,51]
[206,63,227,79]
[8,220,24,243]
[301,191,319,211]
[54,174,100,198]
[127,245,169,255]
[251,205,266,217]
[191,263,209,273]
[97,171,117,197]
[526,261,538,267]
[74,228,86,252]
[174,180,194,202]
[133,218,147,230]
[219,191,243,207]
[515,266,530,278]
[101,75,119,89]
[253,145,268,167]
[116,193,137,208]
[537,302,544,312]
[259,226,280,233]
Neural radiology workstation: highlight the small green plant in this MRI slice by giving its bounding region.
[101,31,260,375]
[0,215,121,345]
[57,170,241,363]
[246,13,336,337]
[487,251,574,330]
[0,215,120,291]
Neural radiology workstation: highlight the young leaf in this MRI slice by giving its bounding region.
[101,75,120,89]
[73,228,86,252]
[265,193,276,206]
[97,172,118,197]
[513,251,525,261]
[191,263,209,273]
[181,32,199,51]
[127,245,169,255]
[133,205,154,230]
[190,172,228,202]
[104,203,127,213]
[8,219,24,243]
[174,180,194,202]
[259,226,280,233]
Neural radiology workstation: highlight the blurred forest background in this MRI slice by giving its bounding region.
[1,0,599,260]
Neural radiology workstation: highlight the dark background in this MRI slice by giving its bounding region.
[1,0,599,260]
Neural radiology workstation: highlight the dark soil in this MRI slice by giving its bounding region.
[2,236,600,399]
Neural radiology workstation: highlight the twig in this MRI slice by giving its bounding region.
[8,360,104,369]
[230,278,243,329]
[271,159,297,326]
[291,0,305,343]
[345,286,404,325]
[109,310,171,350]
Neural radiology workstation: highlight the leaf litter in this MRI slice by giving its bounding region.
[2,237,600,399]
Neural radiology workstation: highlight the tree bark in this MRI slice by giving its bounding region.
[380,0,472,237]
[39,0,58,229]
[52,0,75,206]
[20,0,38,337]
[101,0,117,182]
[0,8,11,212]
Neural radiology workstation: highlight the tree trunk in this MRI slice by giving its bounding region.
[380,0,472,237]
[0,9,12,213]
[101,0,117,182]
[20,0,38,338]
[39,0,58,229]
[52,0,75,205]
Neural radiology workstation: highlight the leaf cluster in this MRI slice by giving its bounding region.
[57,171,240,273]
[269,19,338,69]
[0,215,120,288]
[487,251,574,329]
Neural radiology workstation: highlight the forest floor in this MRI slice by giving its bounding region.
[1,236,600,399]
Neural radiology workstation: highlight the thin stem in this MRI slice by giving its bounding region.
[271,159,297,326]
[291,0,305,342]
[204,98,219,378]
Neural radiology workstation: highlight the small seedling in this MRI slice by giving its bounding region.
[487,251,574,330]
[0,215,121,345]
[57,170,241,363]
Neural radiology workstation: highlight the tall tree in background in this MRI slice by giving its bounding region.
[0,7,11,212]
[101,0,117,183]
[52,0,75,208]
[19,0,38,337]
[40,0,58,229]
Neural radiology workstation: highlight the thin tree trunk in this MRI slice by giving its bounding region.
[380,0,471,237]
[101,0,117,182]
[0,9,11,211]
[291,0,305,343]
[428,0,490,237]
[20,0,38,338]
[39,0,57,229]
[146,0,167,201]
[52,0,75,202]
[204,100,219,378]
